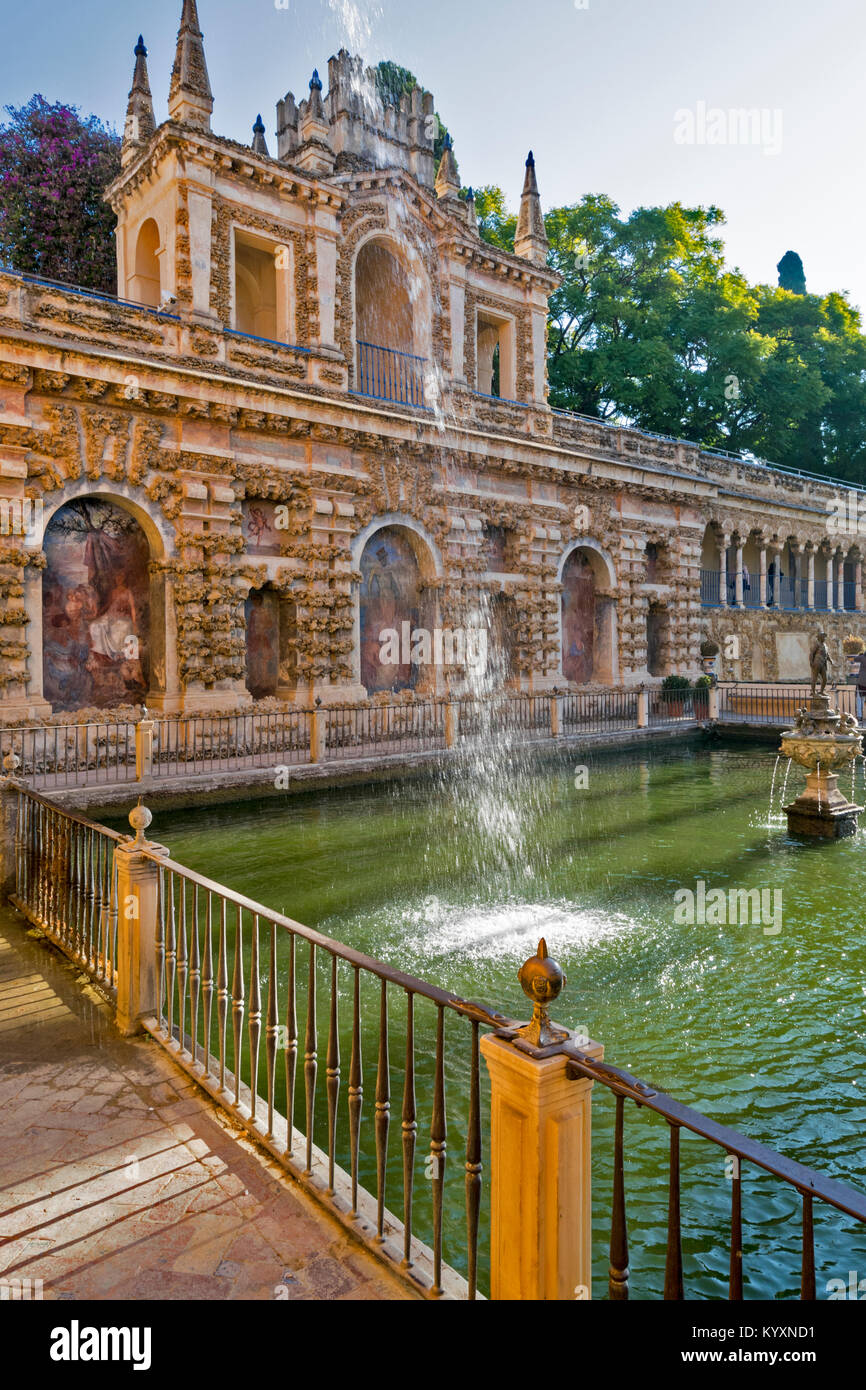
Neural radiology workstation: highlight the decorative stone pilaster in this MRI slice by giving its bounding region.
[114,804,169,1037]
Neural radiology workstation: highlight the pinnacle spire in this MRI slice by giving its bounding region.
[434,131,461,201]
[168,0,213,131]
[122,35,155,165]
[251,114,269,157]
[514,149,548,265]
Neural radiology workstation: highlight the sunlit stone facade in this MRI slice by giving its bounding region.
[1,0,865,721]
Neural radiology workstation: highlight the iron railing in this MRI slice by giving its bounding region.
[8,782,866,1300]
[563,1039,866,1299]
[0,721,138,789]
[561,690,640,732]
[10,786,121,995]
[700,569,721,606]
[151,712,312,777]
[716,683,856,724]
[356,341,426,407]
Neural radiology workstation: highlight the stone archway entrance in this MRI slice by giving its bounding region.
[41,497,152,711]
[358,525,435,694]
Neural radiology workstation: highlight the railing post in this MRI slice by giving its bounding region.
[549,690,562,738]
[114,803,169,1037]
[0,754,21,902]
[135,709,154,780]
[444,699,457,749]
[637,687,649,729]
[708,685,719,720]
[480,940,603,1300]
[309,699,327,764]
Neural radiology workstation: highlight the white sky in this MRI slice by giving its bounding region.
[1,0,864,313]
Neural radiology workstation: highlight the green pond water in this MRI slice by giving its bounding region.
[115,739,866,1299]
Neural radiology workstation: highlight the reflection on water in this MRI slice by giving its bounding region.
[134,741,866,1299]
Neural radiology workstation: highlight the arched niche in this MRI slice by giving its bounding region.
[41,496,156,712]
[131,218,161,308]
[353,234,431,404]
[559,543,617,685]
[357,523,438,694]
[244,584,298,699]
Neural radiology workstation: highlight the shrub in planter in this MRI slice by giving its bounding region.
[843,635,865,656]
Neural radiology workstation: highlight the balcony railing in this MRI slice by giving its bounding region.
[700,569,721,606]
[356,340,426,407]
[814,580,829,610]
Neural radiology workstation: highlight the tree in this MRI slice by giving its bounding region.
[778,250,807,295]
[0,96,120,293]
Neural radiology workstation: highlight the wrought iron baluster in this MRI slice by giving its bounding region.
[231,905,245,1106]
[304,943,317,1174]
[202,890,214,1073]
[265,922,278,1139]
[285,933,297,1156]
[401,990,417,1266]
[729,1153,743,1300]
[348,965,363,1215]
[165,873,177,1042]
[664,1122,684,1299]
[326,955,340,1193]
[155,865,166,1026]
[375,977,390,1241]
[248,914,262,1124]
[465,1019,482,1301]
[609,1093,630,1299]
[177,880,189,1056]
[189,883,201,1066]
[216,897,228,1090]
[430,1004,447,1295]
[801,1190,816,1300]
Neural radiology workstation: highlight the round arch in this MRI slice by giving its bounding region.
[351,229,434,366]
[353,517,441,695]
[131,218,161,307]
[558,539,618,686]
[35,488,177,714]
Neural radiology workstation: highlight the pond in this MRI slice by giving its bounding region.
[120,738,866,1299]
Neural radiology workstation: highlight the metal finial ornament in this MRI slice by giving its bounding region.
[129,798,153,850]
[516,938,569,1047]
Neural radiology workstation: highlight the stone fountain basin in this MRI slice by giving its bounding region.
[780,732,862,773]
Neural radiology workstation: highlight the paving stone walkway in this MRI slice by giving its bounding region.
[0,907,414,1301]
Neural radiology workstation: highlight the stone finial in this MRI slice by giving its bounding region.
[2,750,20,778]
[515,150,549,266]
[434,131,461,201]
[122,35,156,165]
[308,69,325,121]
[129,799,153,850]
[252,113,269,157]
[168,0,214,131]
[516,938,569,1047]
[464,185,478,232]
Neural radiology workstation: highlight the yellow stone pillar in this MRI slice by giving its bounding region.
[114,804,169,1037]
[481,938,604,1301]
[481,1032,603,1300]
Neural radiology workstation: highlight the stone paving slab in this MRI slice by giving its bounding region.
[0,907,415,1301]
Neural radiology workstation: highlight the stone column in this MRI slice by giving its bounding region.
[734,543,744,607]
[114,805,169,1037]
[807,549,815,610]
[759,545,767,608]
[719,536,729,608]
[836,549,846,611]
[827,551,835,612]
[856,560,863,613]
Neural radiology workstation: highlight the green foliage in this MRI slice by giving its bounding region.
[0,95,120,292]
[473,185,516,252]
[660,675,692,697]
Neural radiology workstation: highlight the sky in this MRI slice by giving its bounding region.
[1,0,864,314]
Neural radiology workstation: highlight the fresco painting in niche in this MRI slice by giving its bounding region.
[562,550,595,684]
[42,499,150,711]
[242,500,281,556]
[245,588,280,698]
[360,527,423,693]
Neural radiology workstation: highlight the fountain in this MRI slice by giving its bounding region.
[780,632,863,838]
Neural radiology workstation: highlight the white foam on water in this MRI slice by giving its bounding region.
[397,896,639,963]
